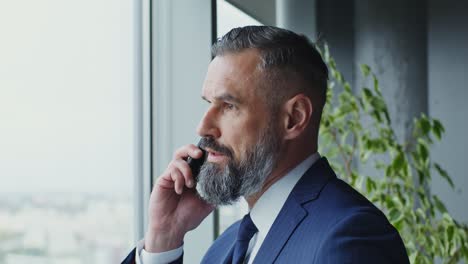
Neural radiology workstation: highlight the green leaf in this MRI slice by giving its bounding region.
[409,251,418,264]
[392,151,405,172]
[373,76,379,91]
[416,208,427,221]
[373,76,382,96]
[372,97,387,112]
[366,177,376,193]
[442,213,453,223]
[361,150,372,162]
[344,82,352,93]
[419,116,431,136]
[335,72,344,83]
[388,208,403,223]
[361,64,371,77]
[434,163,454,189]
[417,139,429,163]
[462,245,468,259]
[432,119,445,140]
[326,145,340,159]
[447,225,455,242]
[385,165,394,178]
[433,195,448,213]
[362,87,372,99]
[392,196,404,208]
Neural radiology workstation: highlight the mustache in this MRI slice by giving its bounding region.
[199,137,234,158]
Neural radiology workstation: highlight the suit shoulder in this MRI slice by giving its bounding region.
[314,210,409,263]
[315,177,388,219]
[201,219,240,263]
[304,178,409,263]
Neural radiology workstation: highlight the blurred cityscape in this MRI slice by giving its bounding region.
[0,193,134,264]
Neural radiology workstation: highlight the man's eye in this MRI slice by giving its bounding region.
[225,103,235,110]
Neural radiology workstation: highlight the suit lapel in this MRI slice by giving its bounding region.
[252,198,307,263]
[222,244,235,264]
[253,158,336,263]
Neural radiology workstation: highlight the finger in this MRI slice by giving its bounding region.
[170,168,185,195]
[157,172,175,189]
[173,159,195,188]
[173,144,203,160]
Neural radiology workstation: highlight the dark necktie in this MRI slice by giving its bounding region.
[232,213,258,264]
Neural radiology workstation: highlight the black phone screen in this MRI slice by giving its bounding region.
[186,140,207,181]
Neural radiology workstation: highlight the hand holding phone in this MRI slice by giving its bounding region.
[186,139,206,181]
[145,141,213,253]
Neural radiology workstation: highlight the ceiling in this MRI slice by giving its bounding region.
[225,0,276,25]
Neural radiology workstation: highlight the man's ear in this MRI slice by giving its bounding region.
[282,94,313,140]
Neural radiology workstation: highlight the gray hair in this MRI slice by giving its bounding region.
[211,26,329,112]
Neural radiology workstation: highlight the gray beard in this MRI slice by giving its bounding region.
[196,124,280,206]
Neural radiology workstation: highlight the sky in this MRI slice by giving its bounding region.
[0,0,134,194]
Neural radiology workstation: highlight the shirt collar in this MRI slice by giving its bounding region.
[249,152,321,238]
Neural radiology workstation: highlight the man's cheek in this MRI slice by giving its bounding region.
[233,149,246,166]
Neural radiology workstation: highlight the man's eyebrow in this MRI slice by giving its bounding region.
[202,93,242,104]
[201,95,210,102]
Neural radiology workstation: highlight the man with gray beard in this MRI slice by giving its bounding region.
[123,26,409,264]
[196,123,280,205]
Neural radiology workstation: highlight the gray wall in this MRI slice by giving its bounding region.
[428,0,468,222]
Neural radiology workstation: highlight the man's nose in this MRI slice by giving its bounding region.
[197,108,221,138]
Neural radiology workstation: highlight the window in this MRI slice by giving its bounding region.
[0,1,136,263]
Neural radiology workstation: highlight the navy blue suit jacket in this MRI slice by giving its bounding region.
[123,157,409,263]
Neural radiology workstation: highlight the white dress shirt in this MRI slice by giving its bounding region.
[136,153,320,264]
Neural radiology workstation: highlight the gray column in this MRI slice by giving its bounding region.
[316,0,354,90]
[276,0,317,40]
[315,0,355,156]
[354,0,428,143]
[428,0,468,223]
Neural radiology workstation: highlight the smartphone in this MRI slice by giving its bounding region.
[186,140,207,181]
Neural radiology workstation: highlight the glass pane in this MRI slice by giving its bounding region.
[216,0,262,234]
[0,1,135,263]
[217,0,263,37]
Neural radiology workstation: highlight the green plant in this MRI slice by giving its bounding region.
[318,45,468,264]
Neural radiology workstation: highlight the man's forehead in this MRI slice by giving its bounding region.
[201,79,243,102]
[209,50,261,79]
[202,50,263,100]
